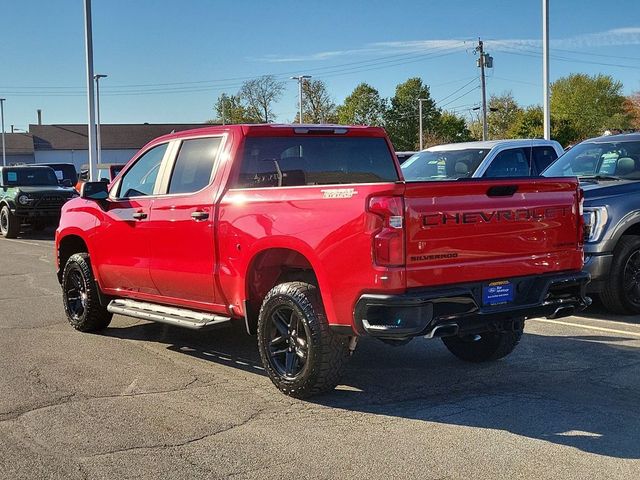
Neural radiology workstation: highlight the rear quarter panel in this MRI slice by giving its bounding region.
[217,183,406,326]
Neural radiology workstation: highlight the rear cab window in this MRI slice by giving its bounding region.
[233,136,398,188]
[532,146,558,173]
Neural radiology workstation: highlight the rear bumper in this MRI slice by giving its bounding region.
[352,271,591,340]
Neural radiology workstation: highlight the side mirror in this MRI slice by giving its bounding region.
[80,181,109,200]
[62,179,73,187]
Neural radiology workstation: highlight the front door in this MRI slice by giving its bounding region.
[148,136,223,305]
[92,142,169,295]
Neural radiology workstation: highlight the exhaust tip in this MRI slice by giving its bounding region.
[548,306,575,319]
[426,323,459,339]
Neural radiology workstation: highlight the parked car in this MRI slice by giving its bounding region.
[97,163,125,183]
[0,165,78,238]
[401,139,563,181]
[395,151,417,164]
[56,124,588,398]
[40,163,78,187]
[543,132,640,314]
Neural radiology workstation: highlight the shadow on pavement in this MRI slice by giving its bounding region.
[573,295,640,325]
[105,321,640,460]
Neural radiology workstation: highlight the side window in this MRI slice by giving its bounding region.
[167,137,222,194]
[532,146,558,174]
[118,143,168,198]
[484,148,530,177]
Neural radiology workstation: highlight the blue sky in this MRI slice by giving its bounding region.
[1,0,639,130]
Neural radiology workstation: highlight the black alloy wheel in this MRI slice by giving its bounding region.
[64,268,88,321]
[622,250,640,309]
[266,305,310,380]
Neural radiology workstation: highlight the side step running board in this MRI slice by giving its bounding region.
[107,298,231,330]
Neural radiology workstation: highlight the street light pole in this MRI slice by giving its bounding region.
[0,98,6,167]
[542,0,551,140]
[83,0,98,181]
[291,75,312,123]
[94,74,108,166]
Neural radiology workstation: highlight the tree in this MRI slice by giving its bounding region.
[624,92,640,130]
[551,74,631,140]
[487,92,523,139]
[508,106,544,139]
[212,93,251,124]
[336,83,387,126]
[385,77,439,151]
[425,111,473,146]
[507,106,579,147]
[239,75,286,123]
[294,79,338,124]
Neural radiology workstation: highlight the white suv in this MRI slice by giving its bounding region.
[401,139,564,181]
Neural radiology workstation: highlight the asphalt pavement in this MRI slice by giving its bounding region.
[1,232,639,479]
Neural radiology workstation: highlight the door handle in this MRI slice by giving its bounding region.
[191,211,209,221]
[132,211,148,220]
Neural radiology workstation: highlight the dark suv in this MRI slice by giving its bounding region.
[0,165,78,238]
[544,133,640,314]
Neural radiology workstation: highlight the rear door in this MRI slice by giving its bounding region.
[148,135,224,305]
[403,178,582,288]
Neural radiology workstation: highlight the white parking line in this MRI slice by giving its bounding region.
[531,318,640,338]
[2,238,45,247]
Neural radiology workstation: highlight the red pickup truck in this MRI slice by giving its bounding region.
[55,124,589,398]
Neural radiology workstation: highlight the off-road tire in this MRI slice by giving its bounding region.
[442,327,523,363]
[257,282,350,398]
[62,253,112,332]
[0,205,20,238]
[600,235,640,314]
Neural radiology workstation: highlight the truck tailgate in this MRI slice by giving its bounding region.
[404,178,583,288]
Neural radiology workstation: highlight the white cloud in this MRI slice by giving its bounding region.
[254,27,640,63]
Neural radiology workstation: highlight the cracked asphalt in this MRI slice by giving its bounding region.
[1,233,639,479]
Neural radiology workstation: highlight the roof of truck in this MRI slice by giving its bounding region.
[425,139,560,152]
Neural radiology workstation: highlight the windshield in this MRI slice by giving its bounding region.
[401,148,490,181]
[544,141,640,179]
[2,168,59,186]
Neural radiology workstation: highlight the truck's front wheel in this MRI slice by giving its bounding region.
[257,282,350,398]
[600,236,640,314]
[442,327,522,363]
[0,205,20,238]
[62,253,112,332]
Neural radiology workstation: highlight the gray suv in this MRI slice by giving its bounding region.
[544,133,640,314]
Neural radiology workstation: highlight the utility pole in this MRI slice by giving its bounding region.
[542,0,551,140]
[0,98,5,167]
[94,74,107,166]
[291,75,311,123]
[418,98,428,150]
[83,0,98,181]
[475,39,492,141]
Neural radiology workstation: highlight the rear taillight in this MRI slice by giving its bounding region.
[577,188,585,247]
[368,196,405,267]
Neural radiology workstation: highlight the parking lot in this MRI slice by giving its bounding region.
[1,234,639,480]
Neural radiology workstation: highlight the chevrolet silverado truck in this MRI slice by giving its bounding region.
[544,132,640,314]
[1,165,78,238]
[56,124,589,398]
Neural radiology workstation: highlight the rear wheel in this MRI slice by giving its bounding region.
[0,205,20,238]
[257,282,350,398]
[601,236,640,314]
[442,327,523,363]
[62,253,112,332]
